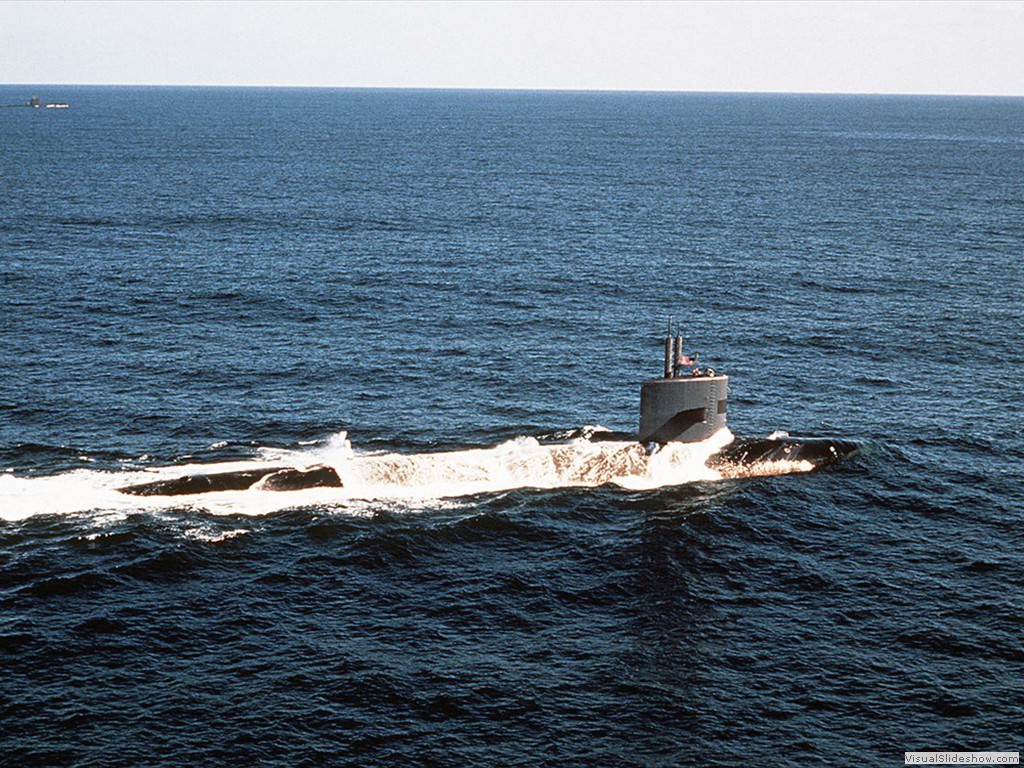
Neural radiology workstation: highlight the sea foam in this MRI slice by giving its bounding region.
[0,428,819,521]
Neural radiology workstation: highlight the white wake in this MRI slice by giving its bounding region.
[0,428,812,521]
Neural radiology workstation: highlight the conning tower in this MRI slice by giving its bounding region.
[638,319,728,444]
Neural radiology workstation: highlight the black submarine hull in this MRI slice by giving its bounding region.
[119,465,342,496]
[116,435,856,498]
[706,435,859,472]
[581,428,859,471]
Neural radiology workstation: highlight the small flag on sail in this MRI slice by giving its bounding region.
[678,355,694,367]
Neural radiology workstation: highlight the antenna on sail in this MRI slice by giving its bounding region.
[664,316,673,378]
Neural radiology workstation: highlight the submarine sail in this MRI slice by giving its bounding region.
[639,320,728,444]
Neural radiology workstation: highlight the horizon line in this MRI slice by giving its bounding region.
[1,82,1022,99]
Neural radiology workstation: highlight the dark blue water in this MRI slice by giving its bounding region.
[2,87,1022,766]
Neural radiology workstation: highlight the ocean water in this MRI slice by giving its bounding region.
[1,87,1022,766]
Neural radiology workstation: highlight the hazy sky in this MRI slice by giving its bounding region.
[1,0,1022,95]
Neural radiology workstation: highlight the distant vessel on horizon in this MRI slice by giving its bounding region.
[27,96,69,109]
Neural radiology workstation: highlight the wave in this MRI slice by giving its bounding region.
[0,428,824,522]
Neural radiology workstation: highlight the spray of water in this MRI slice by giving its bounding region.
[0,428,818,521]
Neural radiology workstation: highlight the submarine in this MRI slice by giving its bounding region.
[117,321,857,497]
